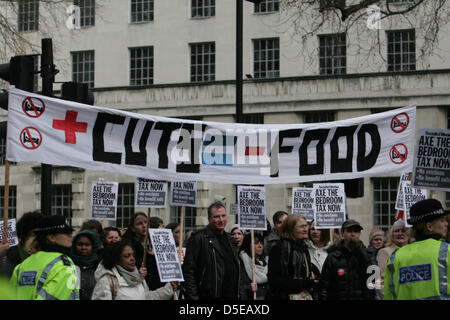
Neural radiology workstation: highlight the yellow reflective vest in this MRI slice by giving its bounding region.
[384,238,449,300]
[10,251,79,300]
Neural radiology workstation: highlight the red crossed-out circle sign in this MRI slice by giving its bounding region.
[20,127,42,150]
[22,97,45,118]
[391,113,409,133]
[390,143,408,164]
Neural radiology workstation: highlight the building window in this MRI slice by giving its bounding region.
[387,29,416,72]
[131,0,154,23]
[72,50,95,88]
[117,183,135,229]
[170,206,197,233]
[18,0,39,32]
[253,38,280,79]
[130,47,153,86]
[52,185,72,223]
[191,0,215,18]
[373,177,399,230]
[0,186,17,219]
[74,0,95,27]
[190,42,215,82]
[304,111,335,123]
[318,33,346,75]
[254,0,279,13]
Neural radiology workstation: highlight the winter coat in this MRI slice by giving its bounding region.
[267,238,317,300]
[319,239,375,300]
[74,263,98,300]
[91,264,173,300]
[182,226,241,300]
[305,239,331,273]
[239,251,268,300]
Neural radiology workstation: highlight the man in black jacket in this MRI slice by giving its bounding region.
[319,219,375,300]
[182,202,241,300]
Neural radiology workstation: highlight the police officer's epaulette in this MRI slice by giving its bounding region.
[61,255,72,266]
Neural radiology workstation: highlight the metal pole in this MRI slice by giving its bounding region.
[40,38,56,216]
[236,0,243,124]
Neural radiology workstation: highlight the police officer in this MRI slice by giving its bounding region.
[384,198,449,300]
[10,215,79,300]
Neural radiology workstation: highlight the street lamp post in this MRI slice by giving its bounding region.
[236,0,263,124]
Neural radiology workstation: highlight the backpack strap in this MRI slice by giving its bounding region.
[107,274,117,300]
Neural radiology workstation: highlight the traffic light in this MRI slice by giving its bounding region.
[61,82,94,105]
[0,55,35,110]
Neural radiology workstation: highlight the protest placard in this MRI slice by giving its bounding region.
[135,178,168,208]
[395,172,412,210]
[412,128,450,191]
[313,183,347,229]
[0,219,18,246]
[170,181,197,207]
[149,229,184,282]
[402,180,428,228]
[237,186,267,230]
[91,180,118,221]
[292,187,315,221]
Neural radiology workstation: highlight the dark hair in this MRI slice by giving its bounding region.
[272,211,288,226]
[81,219,103,235]
[102,226,121,243]
[308,220,330,245]
[102,239,134,270]
[241,233,265,259]
[207,201,226,218]
[16,211,43,240]
[149,216,164,229]
[123,212,147,239]
[165,222,180,231]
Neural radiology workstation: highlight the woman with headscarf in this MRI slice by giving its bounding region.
[70,229,101,300]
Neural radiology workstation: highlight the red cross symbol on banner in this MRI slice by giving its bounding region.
[52,111,87,144]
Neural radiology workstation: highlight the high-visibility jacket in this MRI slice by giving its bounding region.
[10,251,79,300]
[384,239,449,300]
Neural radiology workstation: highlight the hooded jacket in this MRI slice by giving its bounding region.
[319,239,374,300]
[182,225,241,300]
[70,230,100,300]
[91,263,173,300]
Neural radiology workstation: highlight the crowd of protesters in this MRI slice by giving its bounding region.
[0,198,448,300]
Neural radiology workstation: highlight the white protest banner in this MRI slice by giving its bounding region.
[395,171,412,210]
[412,128,450,191]
[402,180,428,228]
[237,186,267,230]
[7,87,416,185]
[0,219,18,246]
[170,181,197,207]
[292,187,315,221]
[313,183,347,229]
[149,228,184,282]
[91,180,118,221]
[135,178,168,208]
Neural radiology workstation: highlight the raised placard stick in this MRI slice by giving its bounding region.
[2,161,9,244]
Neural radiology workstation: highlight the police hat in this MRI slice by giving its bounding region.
[34,215,74,235]
[408,199,446,225]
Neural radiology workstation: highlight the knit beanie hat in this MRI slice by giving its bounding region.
[369,228,384,243]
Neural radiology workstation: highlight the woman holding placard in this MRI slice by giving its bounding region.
[239,232,268,300]
[91,240,175,300]
[267,214,319,300]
